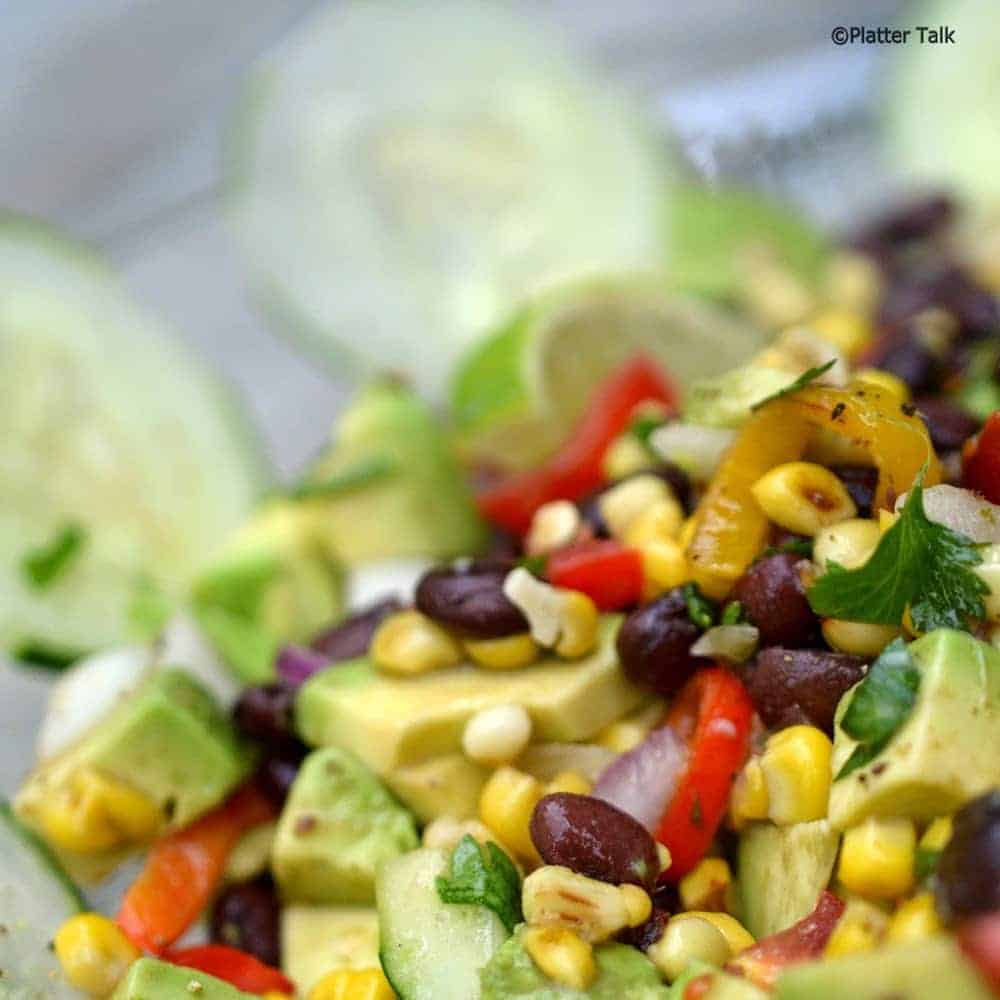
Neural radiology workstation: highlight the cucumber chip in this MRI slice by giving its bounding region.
[0,217,266,661]
[227,0,676,399]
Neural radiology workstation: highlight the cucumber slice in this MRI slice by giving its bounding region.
[0,216,266,659]
[0,800,85,998]
[227,0,675,399]
[376,848,509,1000]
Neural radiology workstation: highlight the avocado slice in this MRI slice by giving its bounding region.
[111,957,254,999]
[737,820,840,938]
[480,925,668,998]
[303,380,487,563]
[273,747,418,904]
[296,617,643,775]
[828,629,1000,831]
[773,935,994,1000]
[281,905,379,996]
[385,754,490,824]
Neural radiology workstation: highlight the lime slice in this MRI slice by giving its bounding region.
[450,277,766,471]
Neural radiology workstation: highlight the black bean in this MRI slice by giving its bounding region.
[621,906,671,952]
[233,684,298,748]
[935,790,1000,923]
[853,193,955,249]
[211,876,281,966]
[875,335,947,396]
[743,647,867,735]
[255,744,306,807]
[578,490,610,538]
[830,466,879,519]
[530,793,662,891]
[730,554,818,648]
[913,397,982,453]
[616,590,710,697]
[415,561,527,638]
[311,598,401,661]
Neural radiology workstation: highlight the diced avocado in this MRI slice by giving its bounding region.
[223,820,277,884]
[273,747,418,904]
[737,820,840,938]
[304,381,487,563]
[16,669,250,867]
[385,755,489,824]
[667,965,768,1000]
[111,956,255,999]
[828,629,1000,831]
[480,925,668,999]
[683,365,791,428]
[193,500,343,682]
[281,905,379,996]
[774,935,994,1000]
[297,618,643,775]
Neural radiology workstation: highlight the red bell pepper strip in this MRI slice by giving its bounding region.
[958,912,1000,994]
[546,540,644,610]
[164,945,294,995]
[118,783,275,953]
[725,891,846,990]
[476,355,678,535]
[963,412,1000,505]
[655,668,754,880]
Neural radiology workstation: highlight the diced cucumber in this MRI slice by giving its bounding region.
[0,215,266,660]
[376,848,509,1000]
[0,800,85,998]
[227,0,675,399]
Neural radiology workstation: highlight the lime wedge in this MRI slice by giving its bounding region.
[450,277,766,471]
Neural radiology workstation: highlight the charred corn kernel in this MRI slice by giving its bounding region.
[464,632,539,670]
[887,892,941,942]
[688,912,755,954]
[308,968,395,1000]
[371,610,462,675]
[823,899,888,958]
[637,538,690,600]
[622,497,685,548]
[920,816,953,853]
[39,768,161,854]
[813,518,881,573]
[523,926,597,991]
[879,509,899,533]
[599,474,675,540]
[856,368,911,403]
[480,766,542,862]
[760,725,832,825]
[648,914,731,982]
[526,500,582,557]
[546,771,592,796]
[522,865,649,942]
[602,434,654,482]
[822,619,901,658]
[462,704,533,766]
[838,817,917,900]
[729,758,769,830]
[824,252,883,317]
[751,462,857,537]
[680,858,734,913]
[808,307,874,357]
[679,514,699,551]
[595,702,665,754]
[54,913,140,996]
[554,590,599,659]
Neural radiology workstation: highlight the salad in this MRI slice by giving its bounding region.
[3,184,999,1000]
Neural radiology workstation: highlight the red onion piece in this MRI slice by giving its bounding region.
[592,725,688,832]
[276,644,329,687]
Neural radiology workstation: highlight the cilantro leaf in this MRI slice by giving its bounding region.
[436,835,522,932]
[761,537,814,560]
[807,471,987,631]
[683,582,717,629]
[286,454,396,500]
[11,638,83,671]
[516,554,547,578]
[836,638,920,779]
[721,601,745,626]
[629,414,665,449]
[750,359,837,411]
[21,522,87,590]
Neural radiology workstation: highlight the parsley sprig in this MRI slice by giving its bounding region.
[436,835,522,932]
[750,359,837,411]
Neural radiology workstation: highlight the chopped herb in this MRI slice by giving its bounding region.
[750,360,837,411]
[21,522,87,590]
[761,537,814,561]
[721,601,745,626]
[11,639,82,671]
[629,414,665,448]
[808,468,987,631]
[436,835,522,933]
[285,455,396,500]
[915,847,942,881]
[836,638,921,780]
[516,555,547,578]
[683,582,717,630]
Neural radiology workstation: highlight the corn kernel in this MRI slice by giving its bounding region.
[855,368,911,403]
[545,771,592,797]
[599,475,675,540]
[638,537,691,600]
[822,619,901,658]
[760,725,832,825]
[464,632,540,671]
[620,884,653,927]
[462,704,533,766]
[920,816,953,853]
[308,967,395,1000]
[371,610,462,675]
[729,758,769,830]
[479,766,542,862]
[687,912,755,955]
[823,253,883,317]
[680,858,733,913]
[679,515,699,551]
[423,817,504,852]
[887,892,941,943]
[526,500,582,557]
[602,434,654,482]
[263,993,295,1000]
[523,926,597,991]
[554,590,599,660]
[622,498,685,548]
[648,914,731,982]
[813,518,881,573]
[879,509,899,533]
[808,307,874,358]
[823,899,888,958]
[838,817,917,900]
[54,913,140,996]
[751,462,858,536]
[595,702,665,754]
